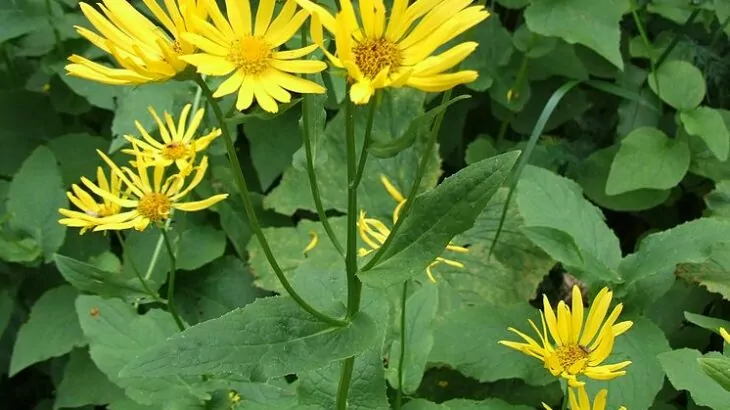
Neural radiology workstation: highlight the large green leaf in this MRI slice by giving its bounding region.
[265,89,441,216]
[55,348,125,408]
[7,146,67,260]
[54,254,153,303]
[120,296,377,379]
[10,286,85,376]
[698,356,730,392]
[403,398,533,410]
[75,295,211,407]
[606,127,690,195]
[175,225,227,271]
[246,106,303,190]
[47,133,108,186]
[676,242,730,299]
[680,107,730,161]
[0,0,45,43]
[359,151,519,288]
[516,166,621,284]
[659,349,730,408]
[648,61,706,111]
[461,17,514,92]
[524,0,628,69]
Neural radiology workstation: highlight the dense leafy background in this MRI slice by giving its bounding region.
[2,0,730,409]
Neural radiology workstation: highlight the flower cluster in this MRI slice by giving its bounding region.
[67,0,488,112]
[59,105,228,233]
[500,286,634,409]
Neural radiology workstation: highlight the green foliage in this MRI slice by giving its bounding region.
[659,349,730,408]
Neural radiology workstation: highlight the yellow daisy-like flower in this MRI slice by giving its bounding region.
[122,104,221,175]
[180,0,327,113]
[358,175,468,283]
[720,327,730,344]
[499,286,633,387]
[296,0,488,104]
[81,151,228,232]
[58,167,125,234]
[67,0,205,85]
[543,386,626,410]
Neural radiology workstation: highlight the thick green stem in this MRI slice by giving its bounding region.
[193,74,348,327]
[335,356,355,409]
[361,89,453,272]
[344,97,362,318]
[351,94,379,189]
[395,281,408,409]
[159,228,185,331]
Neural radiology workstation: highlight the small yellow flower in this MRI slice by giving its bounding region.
[297,0,489,104]
[499,286,633,387]
[59,167,125,234]
[303,230,319,255]
[122,104,221,175]
[66,0,206,85]
[358,175,468,283]
[720,327,730,344]
[80,151,228,231]
[180,0,327,113]
[542,386,626,410]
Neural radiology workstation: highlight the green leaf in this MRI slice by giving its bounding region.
[659,349,730,408]
[429,302,555,386]
[55,348,125,409]
[10,285,85,375]
[606,127,690,194]
[584,317,670,409]
[461,17,514,91]
[680,107,730,161]
[574,146,670,212]
[47,133,108,186]
[705,180,730,219]
[513,24,557,58]
[54,254,153,303]
[121,229,171,290]
[0,235,42,263]
[7,146,67,260]
[176,256,267,325]
[387,284,439,394]
[649,61,706,111]
[699,357,730,392]
[516,166,621,284]
[266,89,441,216]
[684,312,730,335]
[59,75,127,111]
[676,242,730,299]
[618,218,730,307]
[75,295,211,407]
[0,1,45,43]
[465,138,497,165]
[297,347,389,410]
[524,0,628,69]
[403,398,533,410]
[175,225,226,271]
[359,151,519,288]
[120,296,378,379]
[246,106,303,190]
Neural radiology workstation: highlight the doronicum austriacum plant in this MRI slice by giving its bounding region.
[3,0,730,409]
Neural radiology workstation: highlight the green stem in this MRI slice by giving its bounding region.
[560,384,570,410]
[344,96,363,318]
[361,89,453,272]
[351,93,379,189]
[193,74,348,328]
[395,281,408,410]
[335,356,355,409]
[159,227,185,331]
[114,231,163,305]
[655,8,701,69]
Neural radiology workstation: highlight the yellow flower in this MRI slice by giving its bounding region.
[720,328,730,344]
[543,386,626,410]
[58,167,125,234]
[180,0,327,113]
[499,286,633,387]
[122,104,221,175]
[358,175,468,283]
[81,151,228,231]
[296,0,488,104]
[66,0,206,85]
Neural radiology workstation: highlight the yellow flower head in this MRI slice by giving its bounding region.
[499,286,633,387]
[59,167,125,234]
[80,150,228,232]
[180,0,327,113]
[358,175,468,283]
[122,104,221,175]
[720,327,730,344]
[297,0,488,104]
[67,0,206,85]
[542,386,626,410]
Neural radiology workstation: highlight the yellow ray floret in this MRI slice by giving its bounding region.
[122,104,221,175]
[67,0,206,85]
[357,175,468,283]
[542,386,626,410]
[79,150,228,232]
[499,286,633,387]
[180,0,327,113]
[58,167,125,234]
[297,0,488,104]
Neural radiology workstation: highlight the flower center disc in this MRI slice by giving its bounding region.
[229,36,272,75]
[137,192,172,222]
[554,344,590,374]
[162,142,189,160]
[353,38,402,79]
